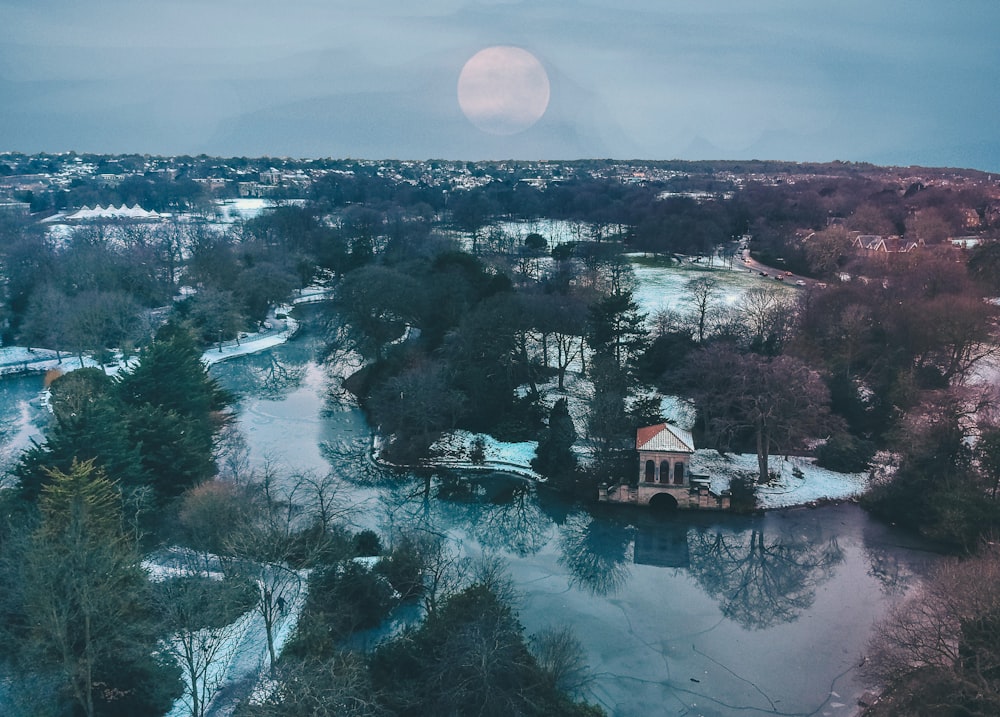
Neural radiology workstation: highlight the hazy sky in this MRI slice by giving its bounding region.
[2,0,998,170]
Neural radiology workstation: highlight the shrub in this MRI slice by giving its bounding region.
[816,432,875,473]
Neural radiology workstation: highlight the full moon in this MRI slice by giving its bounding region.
[457,46,550,135]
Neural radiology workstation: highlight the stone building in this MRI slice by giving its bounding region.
[599,423,730,510]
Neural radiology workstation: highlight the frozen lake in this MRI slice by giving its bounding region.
[208,305,940,717]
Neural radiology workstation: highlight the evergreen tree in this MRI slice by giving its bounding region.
[116,321,230,419]
[532,398,578,489]
[370,583,602,717]
[14,370,148,502]
[17,460,181,717]
[15,324,229,505]
[115,322,231,499]
[586,290,647,375]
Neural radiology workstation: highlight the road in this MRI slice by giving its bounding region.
[739,250,824,289]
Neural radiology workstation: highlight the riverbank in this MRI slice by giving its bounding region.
[0,307,302,381]
[422,429,869,510]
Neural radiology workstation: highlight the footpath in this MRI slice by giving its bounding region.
[0,285,333,380]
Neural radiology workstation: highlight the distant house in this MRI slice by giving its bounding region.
[852,234,920,255]
[599,424,730,510]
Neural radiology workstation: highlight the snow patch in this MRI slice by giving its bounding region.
[695,450,869,509]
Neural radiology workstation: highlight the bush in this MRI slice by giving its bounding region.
[816,432,875,473]
[728,471,758,513]
[375,536,425,601]
[352,529,382,557]
[291,562,396,649]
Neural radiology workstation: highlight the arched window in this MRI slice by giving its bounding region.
[644,460,655,482]
[674,462,685,485]
[660,461,670,483]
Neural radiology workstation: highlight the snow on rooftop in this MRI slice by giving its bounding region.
[64,204,164,221]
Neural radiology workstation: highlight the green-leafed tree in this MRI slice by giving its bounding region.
[864,395,1000,548]
[16,325,229,507]
[370,583,603,717]
[16,460,181,717]
[116,321,230,420]
[586,290,647,375]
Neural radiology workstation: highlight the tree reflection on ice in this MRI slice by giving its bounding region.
[435,473,552,557]
[557,512,633,596]
[687,527,843,629]
[244,353,307,398]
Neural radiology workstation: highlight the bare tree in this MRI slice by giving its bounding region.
[685,275,720,342]
[864,546,1000,715]
[531,626,593,697]
[739,286,795,352]
[152,563,257,717]
[222,470,311,674]
[685,346,839,482]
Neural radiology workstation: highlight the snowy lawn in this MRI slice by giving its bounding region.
[0,348,103,376]
[429,430,541,479]
[695,450,869,509]
[630,256,796,321]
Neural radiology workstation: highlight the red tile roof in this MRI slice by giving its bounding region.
[636,423,695,453]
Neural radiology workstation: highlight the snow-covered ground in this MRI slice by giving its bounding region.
[631,257,795,321]
[201,312,299,367]
[0,304,302,379]
[0,346,106,377]
[213,198,309,224]
[695,450,868,509]
[493,218,598,245]
[144,548,307,717]
[429,430,541,479]
[425,258,865,509]
[429,429,867,508]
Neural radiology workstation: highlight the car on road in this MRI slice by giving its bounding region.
[795,280,806,286]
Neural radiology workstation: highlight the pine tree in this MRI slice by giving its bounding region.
[115,321,229,419]
[586,290,647,374]
[14,370,148,502]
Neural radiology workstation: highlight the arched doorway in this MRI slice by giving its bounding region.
[648,492,679,511]
[644,460,655,483]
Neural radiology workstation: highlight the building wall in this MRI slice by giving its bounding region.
[600,482,730,510]
[638,449,690,485]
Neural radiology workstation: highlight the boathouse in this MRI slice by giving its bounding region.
[599,423,730,510]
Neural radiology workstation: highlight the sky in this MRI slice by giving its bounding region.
[2,0,999,170]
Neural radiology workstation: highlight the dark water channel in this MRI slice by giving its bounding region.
[207,307,942,717]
